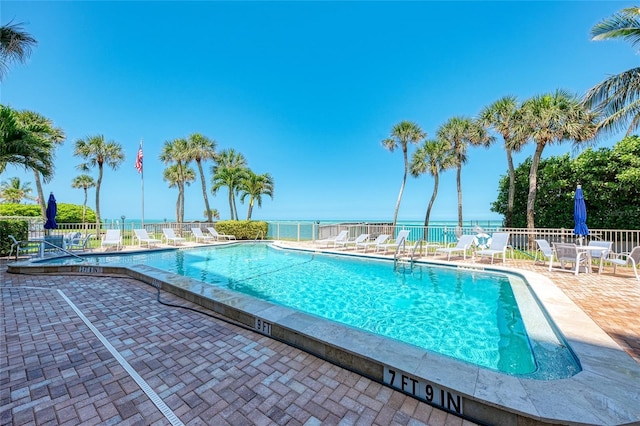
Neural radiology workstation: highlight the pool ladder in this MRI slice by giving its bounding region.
[254,230,265,241]
[393,238,422,272]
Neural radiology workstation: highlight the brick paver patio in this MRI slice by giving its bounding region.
[1,247,639,425]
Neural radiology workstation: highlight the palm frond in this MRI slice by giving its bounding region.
[591,7,640,47]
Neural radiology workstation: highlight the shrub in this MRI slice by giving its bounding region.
[0,220,28,255]
[215,220,268,240]
[0,203,96,223]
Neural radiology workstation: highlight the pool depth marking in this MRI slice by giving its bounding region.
[384,366,463,415]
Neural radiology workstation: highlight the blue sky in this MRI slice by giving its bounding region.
[0,1,634,223]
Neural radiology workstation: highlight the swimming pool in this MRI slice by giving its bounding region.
[41,243,580,379]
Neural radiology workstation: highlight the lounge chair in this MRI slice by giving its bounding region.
[191,227,215,243]
[375,230,411,254]
[134,229,161,248]
[356,234,390,252]
[534,239,555,265]
[67,233,93,251]
[435,234,475,261]
[335,233,369,250]
[476,232,511,264]
[315,230,348,247]
[207,227,236,241]
[101,230,122,251]
[550,243,589,275]
[587,241,613,274]
[162,228,186,245]
[609,246,640,281]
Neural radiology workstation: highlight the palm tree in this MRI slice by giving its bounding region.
[0,105,55,179]
[71,174,95,223]
[212,149,248,220]
[0,177,35,203]
[584,7,640,136]
[382,121,426,228]
[73,135,125,231]
[519,90,598,235]
[437,117,493,228]
[479,96,526,227]
[186,133,217,222]
[0,21,37,81]
[239,171,274,220]
[410,140,455,234]
[159,138,190,223]
[203,209,220,220]
[163,164,195,222]
[16,110,65,219]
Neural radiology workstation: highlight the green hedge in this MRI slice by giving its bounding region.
[215,220,268,240]
[0,203,97,223]
[0,220,28,256]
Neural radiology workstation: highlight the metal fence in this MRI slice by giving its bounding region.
[5,217,640,256]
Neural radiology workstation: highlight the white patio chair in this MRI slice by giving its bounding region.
[550,243,589,275]
[162,228,186,245]
[476,232,511,264]
[435,234,475,261]
[335,233,369,250]
[315,229,348,247]
[101,230,122,251]
[375,230,411,254]
[207,227,236,241]
[134,229,161,248]
[356,234,390,252]
[8,235,41,260]
[67,233,93,251]
[609,246,640,281]
[587,240,613,274]
[192,227,215,243]
[534,239,555,265]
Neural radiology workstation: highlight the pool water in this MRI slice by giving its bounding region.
[44,244,580,378]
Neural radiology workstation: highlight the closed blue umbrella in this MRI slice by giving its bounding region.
[574,185,588,243]
[44,192,57,231]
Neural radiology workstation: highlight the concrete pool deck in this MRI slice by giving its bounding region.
[2,241,640,425]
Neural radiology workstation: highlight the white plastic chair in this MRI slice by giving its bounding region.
[534,239,555,266]
[587,241,613,274]
[207,227,236,241]
[609,246,640,281]
[550,243,589,275]
[191,227,215,243]
[356,234,390,252]
[162,228,186,245]
[375,230,411,254]
[134,229,161,248]
[476,232,511,264]
[101,230,122,251]
[335,233,369,249]
[435,234,475,261]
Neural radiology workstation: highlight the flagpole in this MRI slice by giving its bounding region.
[141,139,145,228]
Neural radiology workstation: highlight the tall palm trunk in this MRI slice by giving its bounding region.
[506,148,515,228]
[527,142,546,243]
[82,188,88,223]
[456,164,463,228]
[95,164,103,233]
[247,198,254,220]
[196,159,212,222]
[228,190,234,220]
[424,173,440,235]
[33,170,46,219]
[392,149,409,228]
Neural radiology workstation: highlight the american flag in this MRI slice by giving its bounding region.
[135,142,143,174]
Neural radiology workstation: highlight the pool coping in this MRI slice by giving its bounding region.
[7,242,640,425]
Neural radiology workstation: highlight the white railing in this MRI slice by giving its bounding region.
[7,219,640,256]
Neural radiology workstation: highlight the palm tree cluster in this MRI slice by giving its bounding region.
[386,89,598,233]
[160,137,274,222]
